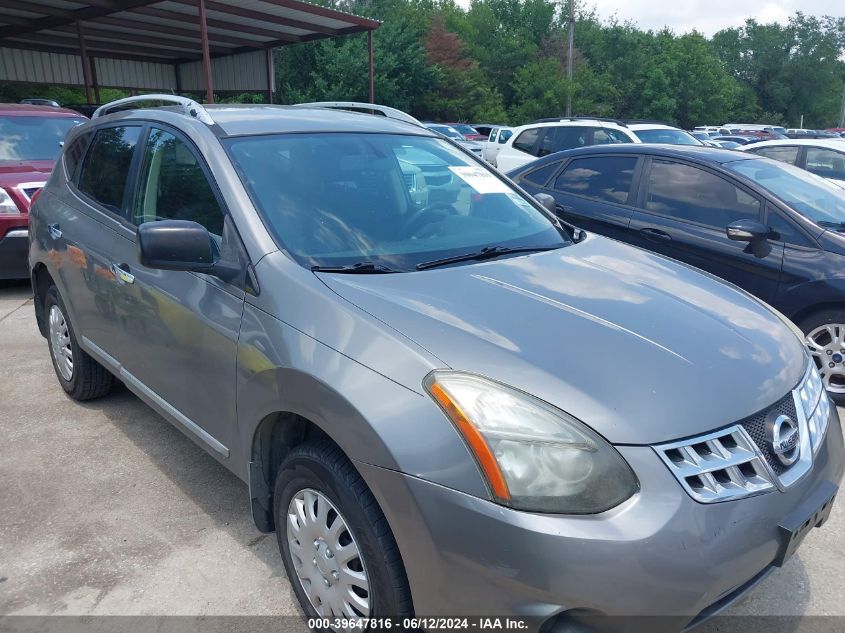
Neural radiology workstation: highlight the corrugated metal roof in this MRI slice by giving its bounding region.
[0,0,380,62]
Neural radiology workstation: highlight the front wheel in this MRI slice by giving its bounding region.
[44,285,113,401]
[800,309,845,406]
[274,440,412,624]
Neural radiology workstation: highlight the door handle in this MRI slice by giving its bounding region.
[48,223,62,240]
[639,227,672,241]
[111,263,135,285]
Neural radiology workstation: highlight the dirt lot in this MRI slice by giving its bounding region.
[1,280,844,628]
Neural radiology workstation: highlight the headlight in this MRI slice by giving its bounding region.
[798,363,829,454]
[424,371,639,514]
[0,188,20,215]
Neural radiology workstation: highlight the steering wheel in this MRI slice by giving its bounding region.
[401,202,460,238]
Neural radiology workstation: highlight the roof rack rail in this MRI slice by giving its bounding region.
[295,101,423,127]
[531,116,628,127]
[92,94,214,125]
[623,119,676,127]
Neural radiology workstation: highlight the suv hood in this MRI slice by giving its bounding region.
[0,160,53,187]
[320,236,806,445]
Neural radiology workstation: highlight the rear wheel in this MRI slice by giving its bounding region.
[44,286,113,401]
[274,440,412,626]
[800,308,845,406]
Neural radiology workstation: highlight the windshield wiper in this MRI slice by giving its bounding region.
[311,262,400,274]
[416,245,562,271]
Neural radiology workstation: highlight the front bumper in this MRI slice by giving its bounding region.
[0,228,29,280]
[358,406,844,633]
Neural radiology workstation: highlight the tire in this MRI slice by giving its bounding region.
[798,308,845,406]
[274,440,413,624]
[44,285,113,401]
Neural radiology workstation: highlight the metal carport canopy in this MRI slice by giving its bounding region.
[0,0,381,103]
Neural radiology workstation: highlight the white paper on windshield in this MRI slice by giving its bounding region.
[449,166,511,194]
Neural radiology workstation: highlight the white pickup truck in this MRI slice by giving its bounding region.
[482,126,513,167]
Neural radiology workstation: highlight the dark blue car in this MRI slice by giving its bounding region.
[509,144,845,403]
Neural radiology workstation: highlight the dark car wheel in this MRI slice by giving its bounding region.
[44,285,113,401]
[274,440,412,626]
[800,308,845,406]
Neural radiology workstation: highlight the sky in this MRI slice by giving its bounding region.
[579,0,833,36]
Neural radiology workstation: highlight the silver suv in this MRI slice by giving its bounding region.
[29,96,843,632]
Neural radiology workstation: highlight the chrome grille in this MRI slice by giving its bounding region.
[656,426,776,503]
[739,392,797,476]
[656,364,824,503]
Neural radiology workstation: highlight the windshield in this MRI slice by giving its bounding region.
[727,158,845,226]
[452,124,479,136]
[225,133,567,270]
[633,129,701,145]
[428,125,464,140]
[0,116,85,161]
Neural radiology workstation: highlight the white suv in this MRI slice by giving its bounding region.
[496,118,640,173]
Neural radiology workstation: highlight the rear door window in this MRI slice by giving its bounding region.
[644,160,761,228]
[751,146,800,165]
[512,128,540,154]
[77,126,142,213]
[554,156,638,204]
[498,129,512,144]
[537,126,591,157]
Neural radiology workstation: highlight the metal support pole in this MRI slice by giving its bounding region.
[197,0,214,104]
[76,22,93,105]
[266,48,275,104]
[90,56,101,104]
[565,0,574,117]
[838,84,845,128]
[368,30,374,104]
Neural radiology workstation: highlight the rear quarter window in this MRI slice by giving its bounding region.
[554,156,638,204]
[63,131,92,181]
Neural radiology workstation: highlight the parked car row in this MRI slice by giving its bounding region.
[786,128,845,139]
[495,117,642,172]
[19,96,845,633]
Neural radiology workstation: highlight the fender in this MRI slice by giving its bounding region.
[777,277,845,323]
[236,303,489,530]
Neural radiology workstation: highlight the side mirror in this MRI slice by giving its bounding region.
[534,193,557,214]
[726,219,771,242]
[137,219,241,282]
